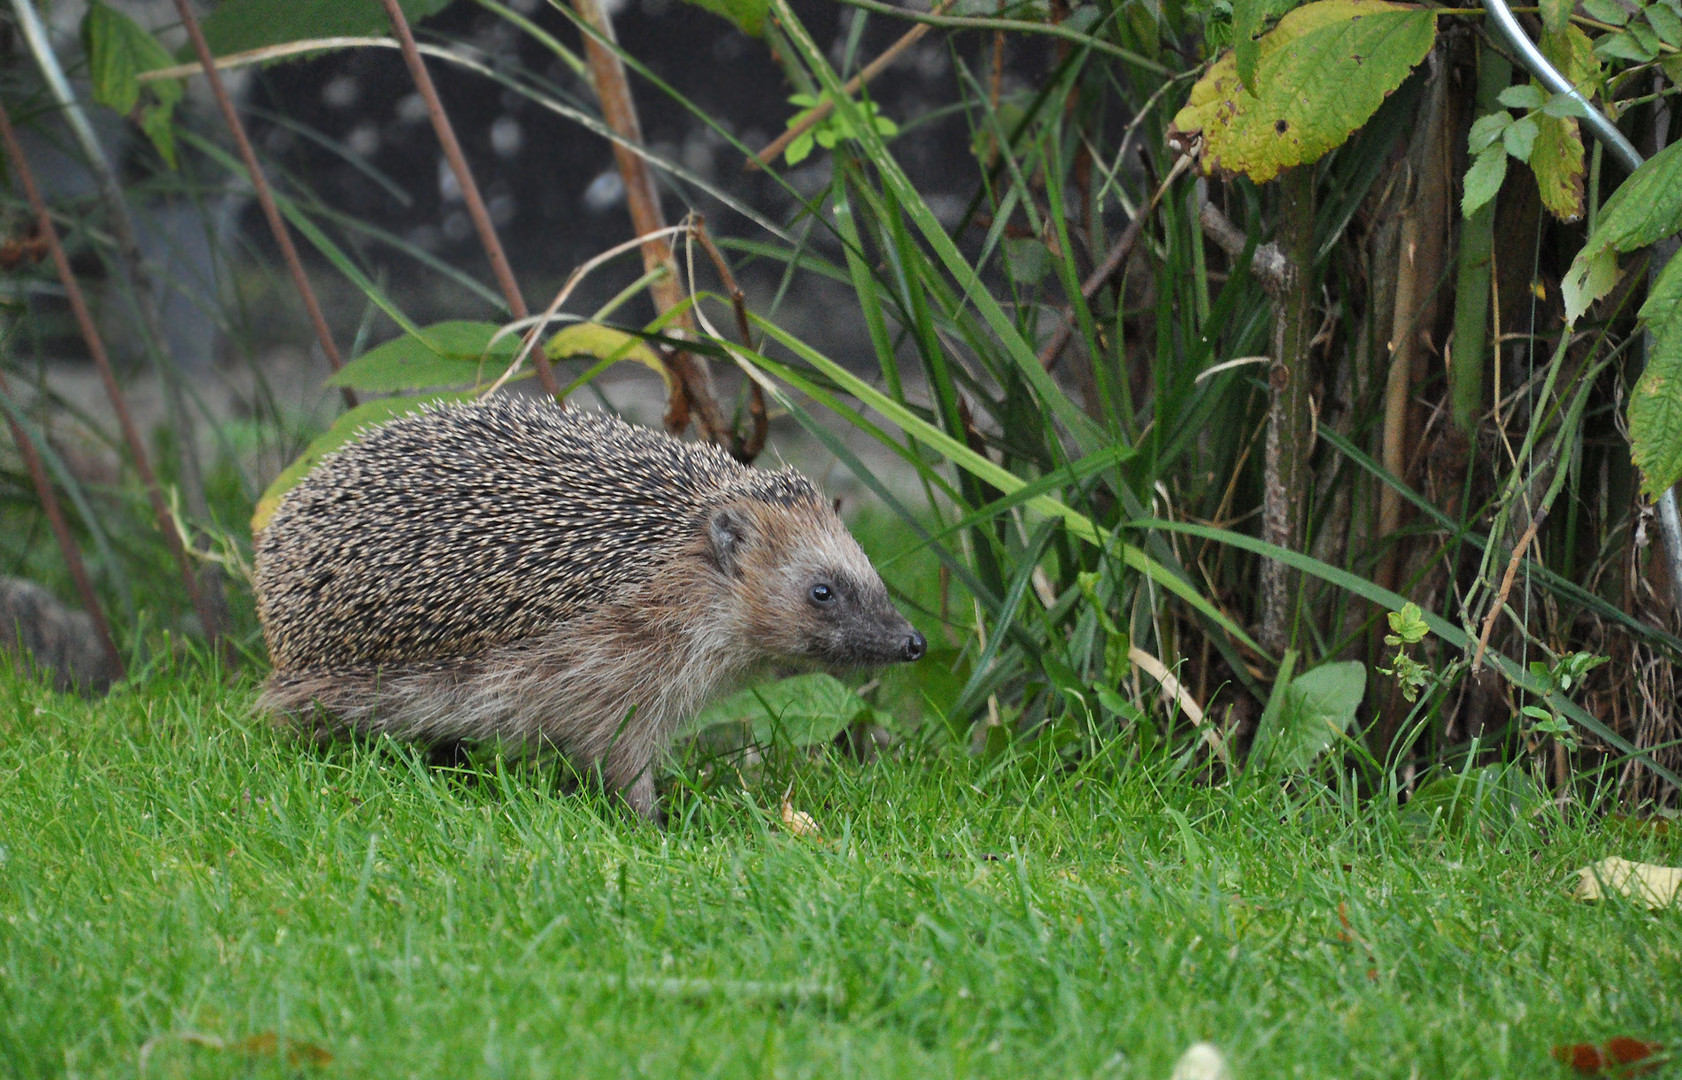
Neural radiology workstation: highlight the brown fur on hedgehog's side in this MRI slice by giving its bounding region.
[253,397,924,820]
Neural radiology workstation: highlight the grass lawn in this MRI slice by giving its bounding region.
[1,655,1677,1079]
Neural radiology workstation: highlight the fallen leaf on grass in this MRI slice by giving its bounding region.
[780,784,820,838]
[1572,857,1682,909]
[1551,1036,1665,1074]
[137,1029,333,1072]
[1168,1041,1231,1080]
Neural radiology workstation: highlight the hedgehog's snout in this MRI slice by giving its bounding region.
[901,629,927,662]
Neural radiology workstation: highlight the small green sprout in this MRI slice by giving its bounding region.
[783,93,900,165]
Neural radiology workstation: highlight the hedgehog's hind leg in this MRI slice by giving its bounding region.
[259,668,391,740]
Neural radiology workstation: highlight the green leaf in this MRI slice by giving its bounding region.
[544,322,673,395]
[327,321,517,392]
[1562,138,1682,322]
[1503,115,1539,161]
[1639,249,1682,324]
[1629,323,1682,497]
[785,131,815,165]
[1580,0,1629,25]
[82,1,181,166]
[1168,0,1437,184]
[251,391,474,533]
[1497,84,1545,110]
[1468,111,1513,154]
[1232,0,1266,93]
[1267,661,1366,772]
[1594,30,1656,62]
[1647,2,1682,45]
[1539,0,1573,32]
[686,673,878,746]
[1462,145,1508,218]
[191,0,452,60]
[675,0,769,35]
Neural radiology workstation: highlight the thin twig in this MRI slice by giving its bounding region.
[376,0,560,397]
[0,100,213,640]
[1472,509,1546,673]
[689,216,768,461]
[170,0,356,410]
[0,371,123,680]
[748,0,957,171]
[483,224,691,397]
[1196,199,1289,294]
[571,0,737,444]
[1039,153,1192,370]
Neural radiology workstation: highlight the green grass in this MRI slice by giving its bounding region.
[2,656,1678,1079]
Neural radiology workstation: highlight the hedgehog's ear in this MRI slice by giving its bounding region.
[707,506,752,575]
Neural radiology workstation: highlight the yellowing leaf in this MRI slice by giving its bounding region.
[545,323,674,396]
[1168,0,1436,183]
[1572,856,1682,908]
[780,785,821,838]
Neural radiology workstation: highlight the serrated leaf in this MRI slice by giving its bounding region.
[1497,84,1546,110]
[1530,113,1585,221]
[544,323,673,394]
[1233,0,1266,92]
[1469,111,1513,154]
[1503,115,1539,161]
[1168,0,1437,184]
[686,673,878,746]
[251,391,474,533]
[1562,138,1682,322]
[1629,322,1682,497]
[1580,0,1629,25]
[327,321,516,392]
[191,0,452,61]
[1639,248,1682,323]
[1647,2,1682,45]
[1462,145,1508,218]
[1594,30,1656,62]
[1540,24,1600,91]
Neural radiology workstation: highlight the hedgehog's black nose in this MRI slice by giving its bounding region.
[902,630,926,662]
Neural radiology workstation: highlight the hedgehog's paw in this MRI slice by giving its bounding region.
[617,770,663,824]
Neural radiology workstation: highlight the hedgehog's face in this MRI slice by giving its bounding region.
[707,500,926,669]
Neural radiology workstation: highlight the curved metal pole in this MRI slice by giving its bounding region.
[1483,0,1682,618]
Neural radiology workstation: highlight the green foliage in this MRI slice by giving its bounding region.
[189,0,454,59]
[676,0,769,36]
[81,1,182,167]
[782,93,900,166]
[325,321,518,393]
[1561,139,1682,495]
[1251,656,1367,775]
[1378,603,1431,703]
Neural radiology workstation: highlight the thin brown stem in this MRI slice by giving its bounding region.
[0,371,123,680]
[0,100,214,640]
[377,0,560,397]
[691,217,768,461]
[749,0,956,171]
[171,0,356,410]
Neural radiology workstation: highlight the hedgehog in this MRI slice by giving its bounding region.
[253,396,925,820]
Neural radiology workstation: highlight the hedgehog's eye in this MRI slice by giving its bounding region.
[810,583,835,604]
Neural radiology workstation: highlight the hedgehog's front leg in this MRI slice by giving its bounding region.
[604,743,661,822]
